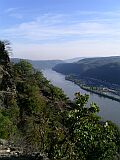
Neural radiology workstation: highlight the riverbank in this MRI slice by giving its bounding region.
[42,69,120,126]
[65,76,120,103]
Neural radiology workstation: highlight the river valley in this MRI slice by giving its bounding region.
[43,69,120,127]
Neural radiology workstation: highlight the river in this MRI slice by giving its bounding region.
[42,69,120,126]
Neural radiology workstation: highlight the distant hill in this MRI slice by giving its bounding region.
[11,58,64,70]
[82,62,120,85]
[53,56,120,85]
[77,56,120,66]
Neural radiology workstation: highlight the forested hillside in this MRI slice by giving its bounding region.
[53,56,120,85]
[0,41,120,160]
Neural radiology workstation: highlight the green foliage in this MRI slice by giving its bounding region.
[0,109,17,139]
[11,60,68,155]
[49,85,68,101]
[13,60,33,77]
[0,40,10,64]
[0,42,120,159]
[64,93,120,160]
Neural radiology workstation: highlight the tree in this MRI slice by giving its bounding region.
[64,93,120,160]
[0,40,10,65]
[0,109,17,139]
[13,60,33,77]
[0,40,14,91]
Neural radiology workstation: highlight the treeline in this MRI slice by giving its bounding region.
[53,56,120,85]
[0,41,120,160]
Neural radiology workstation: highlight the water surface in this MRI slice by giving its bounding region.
[43,69,120,126]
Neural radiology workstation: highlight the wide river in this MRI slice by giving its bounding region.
[42,69,120,126]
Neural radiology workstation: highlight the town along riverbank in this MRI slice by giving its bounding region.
[65,75,120,103]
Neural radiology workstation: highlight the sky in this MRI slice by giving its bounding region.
[1,0,120,60]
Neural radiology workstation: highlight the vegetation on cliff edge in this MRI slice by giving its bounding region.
[0,40,120,160]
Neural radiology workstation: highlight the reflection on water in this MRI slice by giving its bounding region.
[42,69,120,126]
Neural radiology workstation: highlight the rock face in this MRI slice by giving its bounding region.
[0,64,16,109]
[0,138,22,158]
[0,64,15,91]
[0,65,4,107]
[0,138,49,159]
[0,41,15,92]
[0,42,16,108]
[0,66,3,85]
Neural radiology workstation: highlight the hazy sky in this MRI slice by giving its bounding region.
[1,0,120,60]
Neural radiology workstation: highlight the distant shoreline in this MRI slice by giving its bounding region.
[65,76,120,103]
